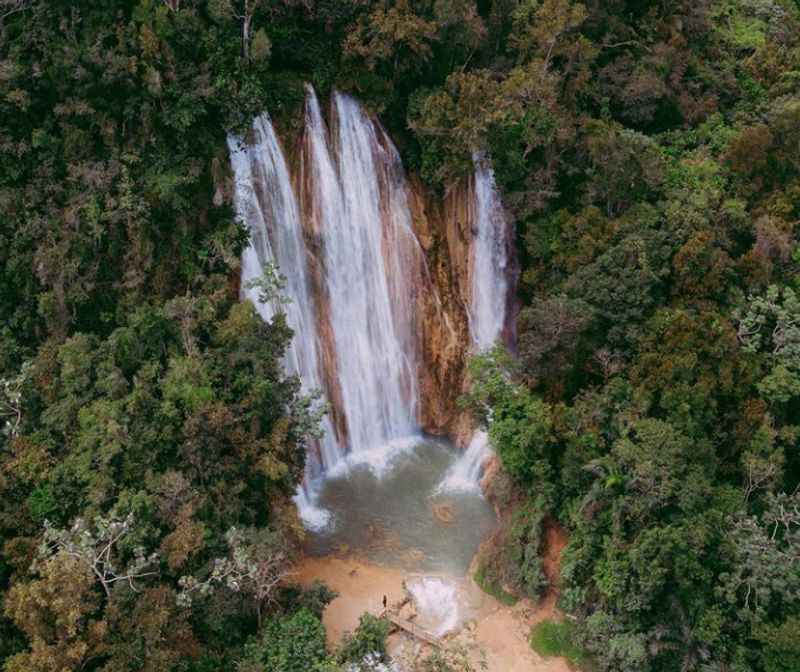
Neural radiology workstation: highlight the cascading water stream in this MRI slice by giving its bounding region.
[228,115,338,529]
[230,89,504,643]
[230,88,511,525]
[437,155,512,492]
[231,88,430,529]
[469,154,510,351]
[305,89,422,473]
[436,430,491,494]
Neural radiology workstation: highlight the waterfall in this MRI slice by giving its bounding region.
[304,89,422,474]
[228,115,338,530]
[469,154,510,351]
[437,156,511,493]
[230,88,429,528]
[436,430,491,494]
[230,89,513,519]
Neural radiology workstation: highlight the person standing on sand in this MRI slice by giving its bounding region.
[383,595,387,610]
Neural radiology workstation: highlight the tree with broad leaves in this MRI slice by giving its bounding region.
[3,553,108,672]
[209,0,270,62]
[178,526,293,628]
[0,0,34,24]
[718,491,800,624]
[737,285,800,404]
[37,513,159,599]
[0,361,29,442]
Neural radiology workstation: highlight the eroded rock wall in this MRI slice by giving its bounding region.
[406,176,474,443]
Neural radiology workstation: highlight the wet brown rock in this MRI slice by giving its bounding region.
[480,454,501,494]
[406,175,472,438]
[432,502,456,524]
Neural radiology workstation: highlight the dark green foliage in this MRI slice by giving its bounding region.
[755,617,800,672]
[250,608,329,672]
[473,498,547,603]
[280,580,339,620]
[0,2,347,666]
[0,289,319,668]
[506,501,548,600]
[447,2,800,669]
[461,347,556,493]
[566,226,673,347]
[336,613,392,664]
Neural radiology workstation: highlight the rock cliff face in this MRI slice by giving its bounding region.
[406,171,518,445]
[405,175,472,440]
[291,151,512,445]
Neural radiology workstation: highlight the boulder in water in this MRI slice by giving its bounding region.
[432,502,455,524]
[403,548,426,566]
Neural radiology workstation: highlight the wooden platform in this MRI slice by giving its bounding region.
[382,610,441,648]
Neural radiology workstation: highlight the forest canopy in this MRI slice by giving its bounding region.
[2,1,800,671]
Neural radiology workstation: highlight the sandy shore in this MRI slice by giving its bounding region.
[294,555,573,672]
[294,556,409,645]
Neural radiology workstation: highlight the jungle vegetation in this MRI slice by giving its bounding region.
[1,1,800,671]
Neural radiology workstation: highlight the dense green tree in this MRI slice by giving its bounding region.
[246,608,329,672]
[336,613,392,666]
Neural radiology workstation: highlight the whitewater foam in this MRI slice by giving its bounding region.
[325,434,423,480]
[408,576,461,636]
[435,431,491,495]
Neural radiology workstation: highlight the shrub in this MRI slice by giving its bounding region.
[529,619,587,668]
[337,613,392,664]
[473,559,518,606]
